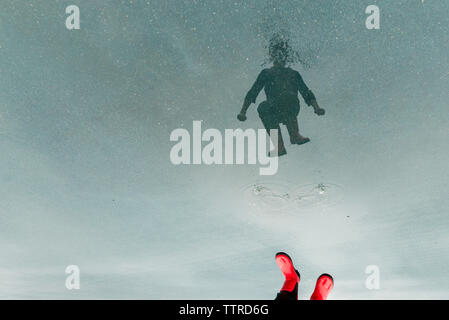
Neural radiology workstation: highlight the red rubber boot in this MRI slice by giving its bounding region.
[275,252,300,300]
[310,274,334,300]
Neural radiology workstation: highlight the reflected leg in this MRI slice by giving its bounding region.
[258,101,287,156]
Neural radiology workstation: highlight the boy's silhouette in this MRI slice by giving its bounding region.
[238,37,325,156]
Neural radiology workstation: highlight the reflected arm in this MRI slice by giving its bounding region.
[239,70,267,115]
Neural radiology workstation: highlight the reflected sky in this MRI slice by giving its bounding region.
[0,0,448,299]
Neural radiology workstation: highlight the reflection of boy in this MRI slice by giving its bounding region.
[238,38,325,156]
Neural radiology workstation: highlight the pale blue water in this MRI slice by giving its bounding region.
[0,0,448,299]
